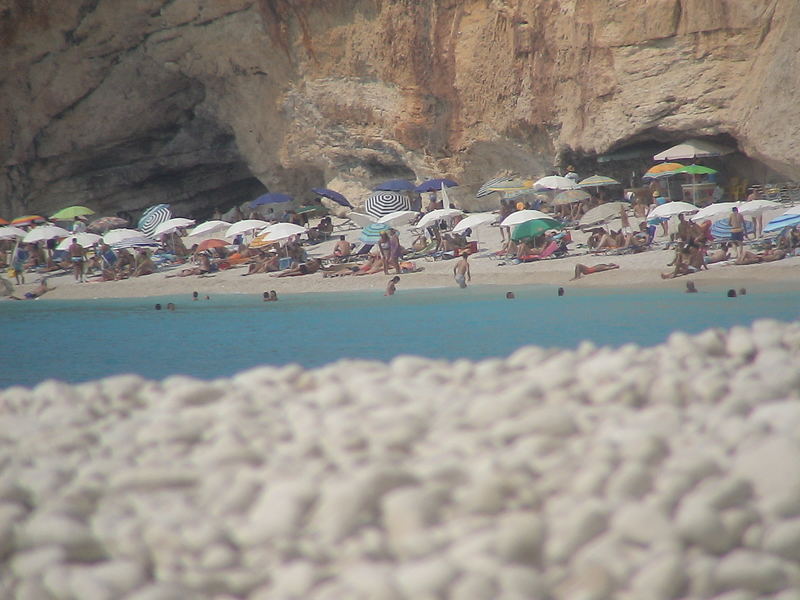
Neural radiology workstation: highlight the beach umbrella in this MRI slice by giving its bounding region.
[261,222,307,240]
[690,202,740,222]
[248,235,280,250]
[311,187,352,208]
[642,163,684,179]
[763,213,800,234]
[87,216,128,233]
[648,201,698,220]
[499,190,547,204]
[483,178,535,194]
[0,226,27,240]
[360,222,391,244]
[737,199,782,216]
[187,220,230,238]
[653,139,734,161]
[579,202,627,227]
[55,232,101,251]
[533,176,578,191]
[152,217,196,238]
[711,218,756,239]
[225,219,269,239]
[110,235,160,250]
[477,176,519,198]
[11,215,46,227]
[251,193,293,208]
[500,209,550,228]
[364,191,412,218]
[103,228,152,245]
[553,190,590,205]
[22,225,70,243]
[416,208,463,230]
[0,218,8,225]
[784,206,800,215]
[347,212,377,227]
[196,238,229,252]
[50,205,95,220]
[377,210,419,226]
[511,218,563,242]
[452,213,497,234]
[673,164,718,176]
[415,178,458,193]
[138,204,172,237]
[577,175,621,188]
[373,179,416,192]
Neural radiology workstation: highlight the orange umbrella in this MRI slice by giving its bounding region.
[11,215,46,226]
[0,218,8,225]
[643,163,684,178]
[196,238,229,252]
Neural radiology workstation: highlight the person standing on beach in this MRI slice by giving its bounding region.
[388,229,402,274]
[453,253,471,289]
[378,231,391,275]
[728,206,745,260]
[68,238,85,283]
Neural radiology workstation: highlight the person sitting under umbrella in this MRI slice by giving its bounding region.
[242,250,280,276]
[133,249,156,277]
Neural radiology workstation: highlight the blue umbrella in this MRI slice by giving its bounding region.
[360,222,391,243]
[711,218,755,240]
[251,193,293,208]
[374,179,416,192]
[415,178,458,193]
[311,188,352,208]
[763,213,800,234]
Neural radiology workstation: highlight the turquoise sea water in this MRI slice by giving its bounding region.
[2,285,798,388]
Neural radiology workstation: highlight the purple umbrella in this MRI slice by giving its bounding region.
[311,188,352,208]
[250,193,293,208]
[414,178,458,193]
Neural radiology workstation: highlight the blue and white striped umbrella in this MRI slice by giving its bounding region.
[364,192,411,218]
[360,222,391,243]
[711,218,755,239]
[763,213,800,234]
[138,204,172,237]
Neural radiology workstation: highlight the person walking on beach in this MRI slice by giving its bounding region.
[68,238,85,283]
[728,206,745,260]
[453,253,471,289]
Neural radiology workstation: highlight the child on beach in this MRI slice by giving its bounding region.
[385,276,400,296]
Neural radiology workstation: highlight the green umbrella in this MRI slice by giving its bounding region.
[51,205,95,220]
[511,218,563,242]
[673,164,718,175]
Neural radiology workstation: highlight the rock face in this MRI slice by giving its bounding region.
[2,0,799,218]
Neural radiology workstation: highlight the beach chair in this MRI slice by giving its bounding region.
[519,240,559,262]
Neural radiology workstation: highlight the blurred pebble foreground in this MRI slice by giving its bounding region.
[2,319,800,599]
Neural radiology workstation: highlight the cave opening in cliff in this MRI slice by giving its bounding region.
[559,133,793,203]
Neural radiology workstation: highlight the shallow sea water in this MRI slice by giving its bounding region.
[2,284,798,388]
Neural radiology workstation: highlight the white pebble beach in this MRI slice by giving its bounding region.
[2,320,800,598]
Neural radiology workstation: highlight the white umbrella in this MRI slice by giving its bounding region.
[260,222,307,240]
[103,228,149,245]
[22,225,71,243]
[737,199,782,216]
[377,210,418,226]
[533,176,578,191]
[187,220,230,237]
[346,212,377,227]
[225,220,269,239]
[653,139,734,161]
[782,205,800,216]
[452,213,497,234]
[500,209,550,227]
[416,208,463,229]
[152,217,195,238]
[690,202,741,222]
[56,232,101,250]
[579,202,627,227]
[110,235,160,249]
[648,201,698,220]
[0,226,27,240]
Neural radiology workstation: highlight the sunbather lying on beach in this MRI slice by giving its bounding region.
[571,263,620,280]
[9,278,53,300]
[271,258,321,277]
[242,252,279,276]
[166,253,215,278]
[733,249,786,265]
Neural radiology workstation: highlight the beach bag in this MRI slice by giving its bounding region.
[7,267,16,278]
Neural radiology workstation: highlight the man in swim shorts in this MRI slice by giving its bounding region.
[728,206,745,261]
[68,238,85,283]
[453,253,471,288]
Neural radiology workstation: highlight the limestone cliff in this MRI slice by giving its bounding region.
[2,0,798,218]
